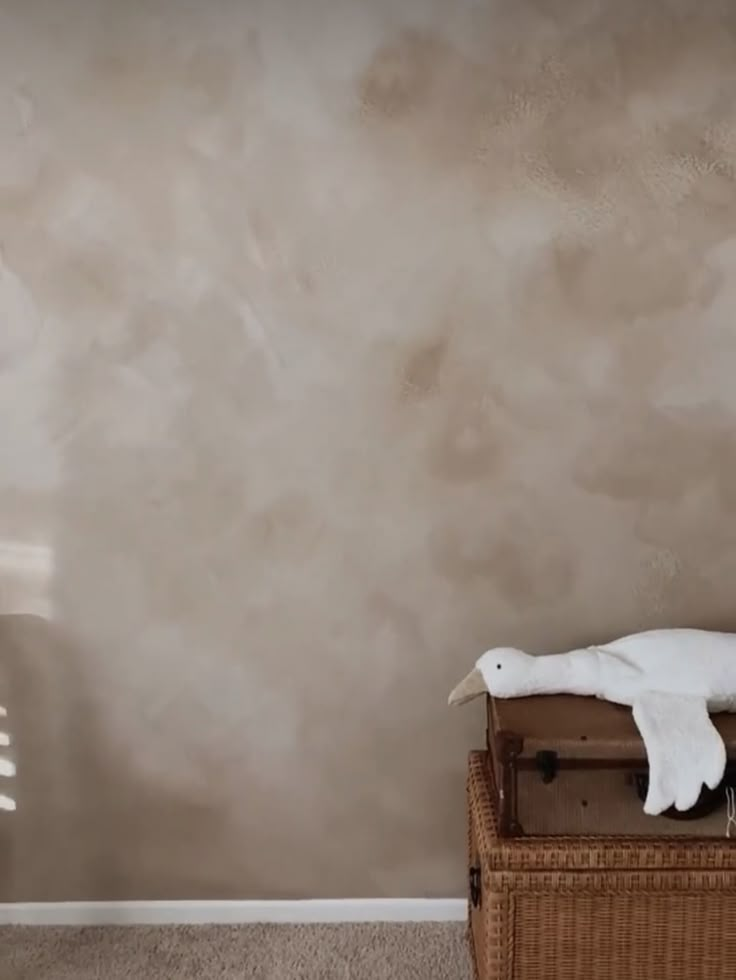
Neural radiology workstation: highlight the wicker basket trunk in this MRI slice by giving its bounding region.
[467,751,736,980]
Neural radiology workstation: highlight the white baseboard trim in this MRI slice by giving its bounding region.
[0,898,467,927]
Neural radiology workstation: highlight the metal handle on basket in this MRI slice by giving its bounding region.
[469,865,481,908]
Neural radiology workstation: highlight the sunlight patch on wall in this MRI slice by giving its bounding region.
[0,704,16,811]
[0,539,54,617]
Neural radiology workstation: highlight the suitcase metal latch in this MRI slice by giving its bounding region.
[536,750,559,784]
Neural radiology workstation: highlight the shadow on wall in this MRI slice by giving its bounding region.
[0,613,238,902]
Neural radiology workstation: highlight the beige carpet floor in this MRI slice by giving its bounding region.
[0,923,471,979]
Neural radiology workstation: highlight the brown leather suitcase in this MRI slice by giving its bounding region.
[486,693,736,837]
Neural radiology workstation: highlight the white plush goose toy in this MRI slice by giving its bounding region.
[449,628,736,816]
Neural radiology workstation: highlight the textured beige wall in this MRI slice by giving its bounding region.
[2,0,736,900]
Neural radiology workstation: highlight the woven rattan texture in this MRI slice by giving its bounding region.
[466,751,736,980]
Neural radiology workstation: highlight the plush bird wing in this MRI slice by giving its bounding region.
[632,692,726,815]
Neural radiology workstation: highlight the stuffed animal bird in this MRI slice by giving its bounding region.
[448,628,736,816]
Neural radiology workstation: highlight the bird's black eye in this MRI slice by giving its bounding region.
[496,664,502,670]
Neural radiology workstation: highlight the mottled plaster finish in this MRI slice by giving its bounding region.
[2,0,736,899]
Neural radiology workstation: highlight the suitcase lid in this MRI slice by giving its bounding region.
[488,694,736,762]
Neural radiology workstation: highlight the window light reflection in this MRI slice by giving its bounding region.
[0,704,15,811]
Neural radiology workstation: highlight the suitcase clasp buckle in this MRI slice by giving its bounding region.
[536,750,559,784]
